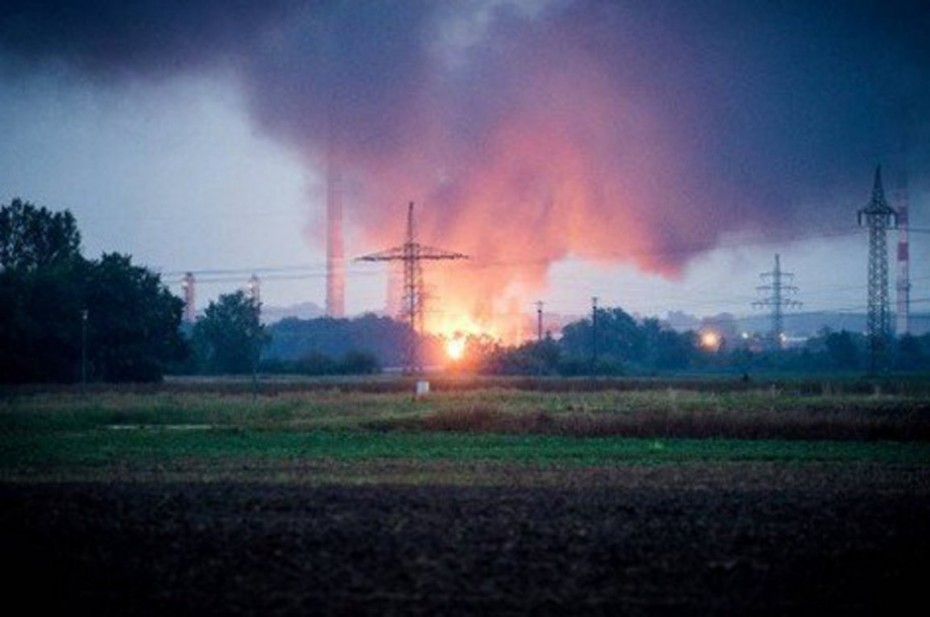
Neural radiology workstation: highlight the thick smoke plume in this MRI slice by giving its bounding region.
[2,0,928,336]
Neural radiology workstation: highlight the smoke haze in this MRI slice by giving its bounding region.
[3,0,928,334]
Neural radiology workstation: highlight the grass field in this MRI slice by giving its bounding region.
[3,378,930,482]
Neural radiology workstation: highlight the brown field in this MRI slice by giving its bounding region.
[3,378,930,615]
[3,463,929,616]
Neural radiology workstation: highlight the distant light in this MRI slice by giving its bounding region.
[700,330,721,350]
[446,337,466,361]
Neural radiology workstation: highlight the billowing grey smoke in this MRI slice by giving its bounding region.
[2,0,928,320]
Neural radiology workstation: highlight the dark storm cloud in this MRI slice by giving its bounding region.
[0,0,299,76]
[2,0,928,298]
[238,0,438,162]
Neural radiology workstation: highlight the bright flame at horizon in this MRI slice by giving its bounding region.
[700,330,721,351]
[445,337,466,361]
[426,305,532,347]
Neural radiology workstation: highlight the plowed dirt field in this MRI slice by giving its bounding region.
[3,463,929,616]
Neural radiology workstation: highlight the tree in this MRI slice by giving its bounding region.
[83,253,187,382]
[0,199,85,382]
[475,337,562,375]
[652,328,696,370]
[560,307,645,370]
[895,334,927,371]
[0,198,81,271]
[263,313,407,368]
[339,350,381,374]
[192,291,267,374]
[0,199,187,383]
[0,256,85,382]
[824,329,860,371]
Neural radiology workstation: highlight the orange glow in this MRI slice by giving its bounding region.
[445,337,466,361]
[429,311,504,344]
[347,56,724,342]
[700,330,721,351]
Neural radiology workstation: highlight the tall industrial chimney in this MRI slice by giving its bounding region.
[325,150,345,318]
[181,272,195,323]
[894,142,911,337]
[247,273,261,305]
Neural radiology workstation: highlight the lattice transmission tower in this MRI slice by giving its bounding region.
[753,254,801,349]
[357,202,467,374]
[858,166,898,373]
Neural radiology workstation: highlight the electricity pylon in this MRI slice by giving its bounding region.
[357,202,467,374]
[753,254,801,350]
[858,166,897,373]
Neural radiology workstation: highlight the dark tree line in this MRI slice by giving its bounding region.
[727,328,930,374]
[461,310,930,377]
[1,199,186,383]
[463,307,698,376]
[173,289,385,376]
[0,198,383,382]
[6,199,927,382]
[262,314,406,371]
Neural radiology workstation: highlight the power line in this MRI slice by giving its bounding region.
[159,216,916,285]
[356,202,467,374]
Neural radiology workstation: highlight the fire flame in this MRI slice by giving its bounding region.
[445,337,466,361]
[700,330,721,351]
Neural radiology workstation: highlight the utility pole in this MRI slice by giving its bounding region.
[81,309,88,392]
[536,301,544,342]
[858,166,898,373]
[357,202,467,374]
[591,296,599,374]
[752,254,801,350]
[248,293,262,401]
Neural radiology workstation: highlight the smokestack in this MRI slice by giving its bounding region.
[247,273,261,305]
[325,149,345,318]
[895,165,910,336]
[181,272,195,323]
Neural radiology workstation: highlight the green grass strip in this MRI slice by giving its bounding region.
[3,428,929,470]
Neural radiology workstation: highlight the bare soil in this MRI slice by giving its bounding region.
[3,463,929,616]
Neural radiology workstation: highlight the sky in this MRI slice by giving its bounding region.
[1,0,928,339]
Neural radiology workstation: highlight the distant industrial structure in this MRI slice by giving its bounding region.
[357,202,467,373]
[858,166,898,372]
[894,157,911,337]
[325,149,345,318]
[752,254,801,349]
[181,271,196,323]
[247,273,261,305]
